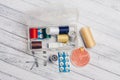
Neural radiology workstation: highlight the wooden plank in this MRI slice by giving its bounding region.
[0,16,27,39]
[92,0,120,12]
[71,64,120,80]
[0,4,26,25]
[0,0,39,12]
[22,0,50,6]
[0,71,22,80]
[0,60,48,80]
[17,0,120,31]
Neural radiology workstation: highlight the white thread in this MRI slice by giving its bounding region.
[69,27,75,32]
[46,27,59,35]
[47,43,66,48]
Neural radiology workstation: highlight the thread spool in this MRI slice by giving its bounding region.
[80,27,96,48]
[49,54,58,63]
[70,47,90,67]
[68,31,76,41]
[38,34,43,39]
[42,28,51,39]
[69,26,75,33]
[57,34,69,43]
[38,28,43,39]
[29,28,38,39]
[47,43,66,48]
[46,27,59,35]
[31,41,42,49]
[59,26,69,34]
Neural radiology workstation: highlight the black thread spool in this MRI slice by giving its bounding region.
[59,26,69,34]
[49,54,58,63]
[31,41,42,49]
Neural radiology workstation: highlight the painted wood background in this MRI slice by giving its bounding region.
[0,0,120,80]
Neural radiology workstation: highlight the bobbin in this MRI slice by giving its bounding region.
[29,28,38,39]
[38,28,43,39]
[31,41,42,49]
[59,26,69,34]
[47,43,67,49]
[49,54,58,63]
[46,27,59,35]
[68,31,76,41]
[57,34,69,43]
[42,28,51,39]
[80,27,96,48]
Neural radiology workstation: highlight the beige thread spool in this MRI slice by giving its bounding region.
[57,34,69,43]
[80,27,96,48]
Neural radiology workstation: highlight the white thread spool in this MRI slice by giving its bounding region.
[68,31,76,41]
[69,27,75,33]
[47,43,66,48]
[46,27,59,35]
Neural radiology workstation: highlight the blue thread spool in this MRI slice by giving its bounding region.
[59,26,69,34]
[38,28,43,39]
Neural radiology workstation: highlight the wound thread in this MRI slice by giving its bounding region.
[29,28,38,39]
[59,26,69,34]
[57,34,69,43]
[31,41,42,49]
[80,27,96,48]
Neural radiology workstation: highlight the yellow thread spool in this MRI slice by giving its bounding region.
[57,34,69,43]
[80,27,96,48]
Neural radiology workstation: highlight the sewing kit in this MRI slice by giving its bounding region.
[27,25,95,72]
[25,7,97,72]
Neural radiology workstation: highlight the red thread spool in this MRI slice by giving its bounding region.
[29,28,38,39]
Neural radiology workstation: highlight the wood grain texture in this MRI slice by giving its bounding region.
[0,0,120,80]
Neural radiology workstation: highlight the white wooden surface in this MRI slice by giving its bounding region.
[0,0,120,80]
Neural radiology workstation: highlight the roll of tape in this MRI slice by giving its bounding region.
[57,34,69,43]
[80,27,96,48]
